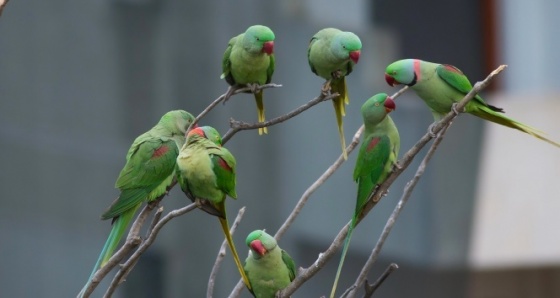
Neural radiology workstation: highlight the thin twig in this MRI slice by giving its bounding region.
[276,65,507,297]
[80,197,164,297]
[207,207,247,298]
[360,263,399,298]
[222,91,339,143]
[276,126,363,241]
[346,125,449,298]
[103,203,198,298]
[188,83,282,132]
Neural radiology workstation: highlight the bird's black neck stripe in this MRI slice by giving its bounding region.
[407,72,417,87]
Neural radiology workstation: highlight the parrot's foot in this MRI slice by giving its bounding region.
[393,162,403,170]
[427,123,438,138]
[451,103,464,115]
[247,83,260,94]
[331,70,343,80]
[321,80,332,95]
[223,86,236,105]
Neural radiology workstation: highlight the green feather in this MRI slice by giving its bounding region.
[79,110,194,298]
[221,25,275,135]
[307,28,361,159]
[176,127,252,292]
[330,94,399,298]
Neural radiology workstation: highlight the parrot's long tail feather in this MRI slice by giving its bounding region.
[254,91,268,135]
[78,203,141,298]
[218,216,253,292]
[330,217,357,298]
[473,106,560,148]
[331,78,349,159]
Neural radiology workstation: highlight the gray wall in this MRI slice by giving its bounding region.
[0,0,486,297]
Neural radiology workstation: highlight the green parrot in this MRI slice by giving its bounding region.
[221,25,275,135]
[330,94,400,298]
[79,110,195,297]
[308,28,362,159]
[385,59,560,147]
[244,230,296,298]
[175,126,252,291]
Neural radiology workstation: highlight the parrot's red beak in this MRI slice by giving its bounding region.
[250,240,267,256]
[349,50,360,64]
[188,127,205,138]
[385,74,397,87]
[384,96,396,112]
[262,41,274,55]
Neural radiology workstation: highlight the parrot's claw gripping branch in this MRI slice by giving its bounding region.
[451,102,464,115]
[322,80,332,95]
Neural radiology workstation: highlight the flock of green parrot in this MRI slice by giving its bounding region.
[78,24,559,298]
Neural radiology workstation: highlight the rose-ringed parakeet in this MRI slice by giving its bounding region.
[385,59,560,147]
[244,230,296,298]
[221,25,275,135]
[175,126,252,291]
[330,94,400,298]
[308,28,362,159]
[78,110,195,297]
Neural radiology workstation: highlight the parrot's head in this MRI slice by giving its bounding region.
[244,25,275,55]
[187,126,222,146]
[160,110,196,135]
[246,230,277,259]
[361,93,396,125]
[332,31,362,64]
[385,59,417,87]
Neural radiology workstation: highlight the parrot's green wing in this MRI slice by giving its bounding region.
[102,138,178,219]
[307,36,318,75]
[210,147,237,199]
[282,249,297,281]
[221,36,237,85]
[435,64,498,110]
[353,134,392,214]
[266,54,275,84]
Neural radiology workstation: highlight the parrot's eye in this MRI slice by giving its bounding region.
[256,37,260,41]
[392,71,397,75]
[375,103,380,106]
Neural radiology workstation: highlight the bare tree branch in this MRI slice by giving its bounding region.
[345,125,451,298]
[207,207,247,298]
[103,203,197,298]
[276,65,507,297]
[222,91,339,143]
[188,83,282,132]
[80,197,165,297]
[360,263,399,298]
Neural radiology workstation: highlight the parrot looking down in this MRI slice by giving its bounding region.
[308,28,362,159]
[221,25,275,135]
[385,59,560,147]
[78,110,195,297]
[244,230,296,298]
[175,126,252,291]
[330,94,400,298]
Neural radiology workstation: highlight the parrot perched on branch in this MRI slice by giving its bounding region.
[244,230,296,298]
[221,25,275,135]
[330,94,400,298]
[385,59,560,147]
[79,110,195,297]
[308,28,362,159]
[175,126,252,291]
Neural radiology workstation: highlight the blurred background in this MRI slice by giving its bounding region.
[1,0,560,297]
